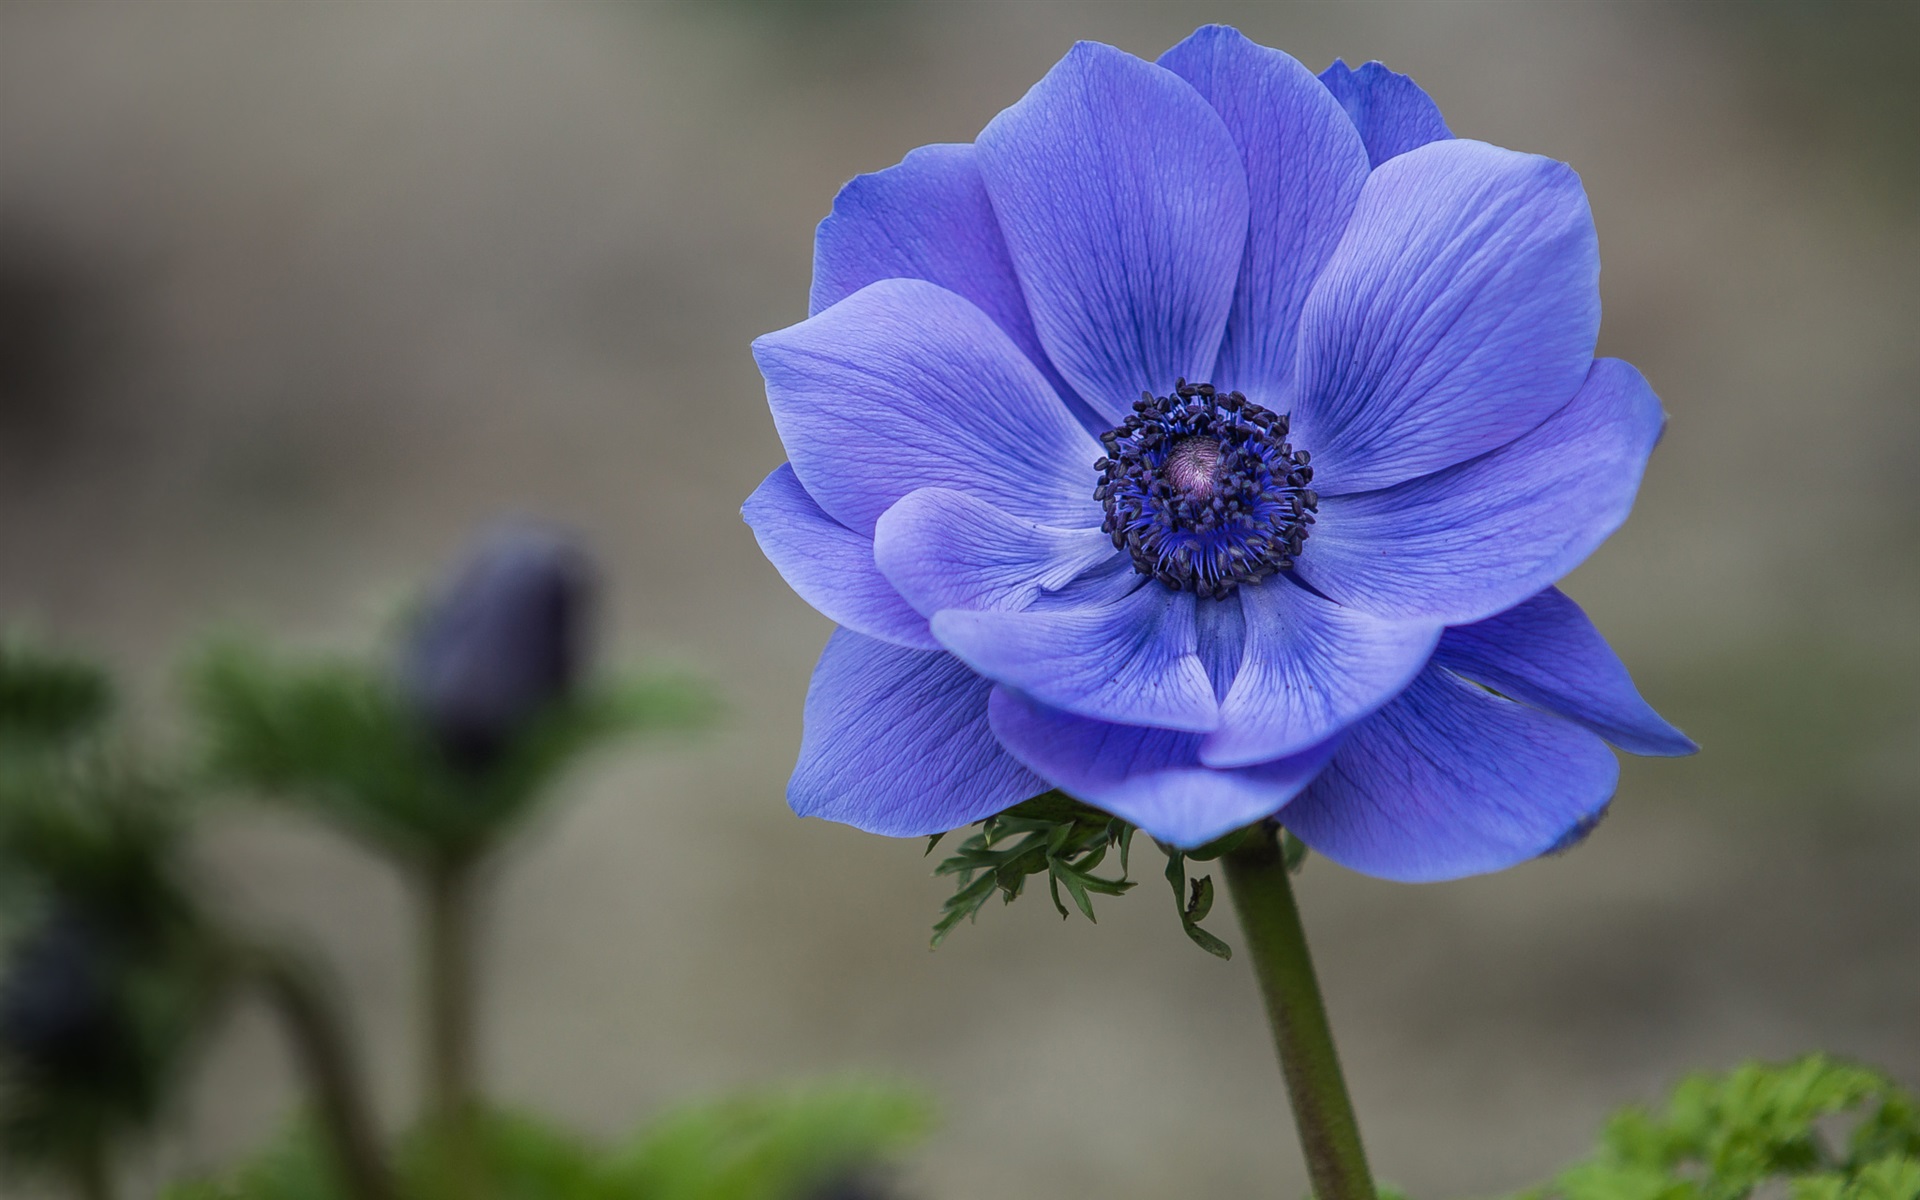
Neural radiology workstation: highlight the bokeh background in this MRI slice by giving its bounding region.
[2,0,1918,1195]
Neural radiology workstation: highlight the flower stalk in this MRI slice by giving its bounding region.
[244,942,395,1200]
[420,853,483,1195]
[1223,825,1375,1200]
[73,1146,115,1200]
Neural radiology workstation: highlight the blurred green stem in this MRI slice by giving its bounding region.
[74,1146,114,1200]
[248,942,396,1200]
[421,853,482,1193]
[1223,825,1376,1200]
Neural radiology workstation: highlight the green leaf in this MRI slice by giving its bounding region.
[925,791,1135,947]
[0,637,113,747]
[1185,875,1214,924]
[1282,829,1311,873]
[1055,863,1097,922]
[1155,841,1233,960]
[1513,1055,1920,1200]
[1180,921,1234,961]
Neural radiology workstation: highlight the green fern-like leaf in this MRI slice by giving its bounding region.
[1511,1055,1920,1200]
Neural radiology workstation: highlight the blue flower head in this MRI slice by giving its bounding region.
[745,27,1695,882]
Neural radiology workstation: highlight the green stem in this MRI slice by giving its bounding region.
[248,943,396,1200]
[421,854,483,1193]
[73,1144,114,1200]
[1223,826,1376,1200]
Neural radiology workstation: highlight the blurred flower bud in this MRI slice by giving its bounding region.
[402,526,596,772]
[0,903,130,1084]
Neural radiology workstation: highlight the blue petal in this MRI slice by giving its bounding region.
[976,41,1248,424]
[1296,358,1666,624]
[743,464,938,649]
[873,487,1115,618]
[1195,591,1246,702]
[987,686,1337,847]
[1280,664,1618,882]
[1289,139,1600,494]
[808,142,1101,433]
[1203,577,1440,767]
[1434,586,1697,756]
[933,583,1219,732]
[792,630,1046,837]
[1159,27,1370,407]
[1317,59,1453,168]
[755,278,1102,535]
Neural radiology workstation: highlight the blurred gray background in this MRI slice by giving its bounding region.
[2,0,1918,1195]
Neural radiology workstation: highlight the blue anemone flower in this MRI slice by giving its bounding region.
[744,26,1695,881]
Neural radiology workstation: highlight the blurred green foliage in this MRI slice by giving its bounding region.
[165,1079,934,1200]
[0,639,112,750]
[1511,1055,1920,1200]
[608,1078,930,1200]
[191,640,717,863]
[0,640,220,1186]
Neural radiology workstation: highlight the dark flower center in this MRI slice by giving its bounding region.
[1093,380,1317,599]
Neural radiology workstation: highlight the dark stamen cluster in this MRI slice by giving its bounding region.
[1094,380,1317,599]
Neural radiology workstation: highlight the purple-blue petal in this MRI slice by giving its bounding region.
[932,583,1219,732]
[1159,26,1370,408]
[873,487,1114,619]
[1289,138,1600,494]
[1280,664,1618,882]
[1317,59,1453,168]
[1195,591,1247,702]
[743,464,938,649]
[976,41,1248,424]
[987,687,1337,848]
[1295,357,1666,624]
[1434,586,1697,757]
[755,278,1102,535]
[1204,577,1440,767]
[791,630,1046,837]
[808,142,1101,433]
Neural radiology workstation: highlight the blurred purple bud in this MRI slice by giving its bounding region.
[0,904,127,1082]
[402,526,596,772]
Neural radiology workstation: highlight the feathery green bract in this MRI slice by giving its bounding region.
[1511,1055,1920,1200]
[925,792,1285,956]
[189,640,718,862]
[926,791,1135,948]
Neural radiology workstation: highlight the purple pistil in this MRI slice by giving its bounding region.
[1165,437,1222,498]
